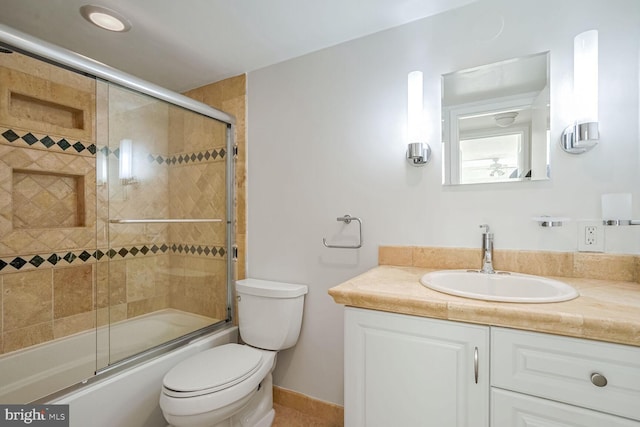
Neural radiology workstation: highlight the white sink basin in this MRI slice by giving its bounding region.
[420,270,579,303]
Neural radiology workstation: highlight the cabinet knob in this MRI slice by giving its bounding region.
[590,372,608,387]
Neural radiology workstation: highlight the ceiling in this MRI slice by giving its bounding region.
[0,0,476,92]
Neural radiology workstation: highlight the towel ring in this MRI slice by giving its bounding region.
[322,214,362,249]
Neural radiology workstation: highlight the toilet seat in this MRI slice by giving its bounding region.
[163,344,263,398]
[160,344,277,419]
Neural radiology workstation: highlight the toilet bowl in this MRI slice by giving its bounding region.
[159,279,307,427]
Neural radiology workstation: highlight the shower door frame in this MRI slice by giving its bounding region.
[0,24,237,401]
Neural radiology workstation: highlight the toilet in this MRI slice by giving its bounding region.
[159,278,308,427]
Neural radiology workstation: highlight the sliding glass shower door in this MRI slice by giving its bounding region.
[0,34,235,403]
[96,81,231,368]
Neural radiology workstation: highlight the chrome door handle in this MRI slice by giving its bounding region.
[474,346,479,384]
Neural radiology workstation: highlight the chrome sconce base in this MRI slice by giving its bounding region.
[406,142,431,166]
[560,121,599,154]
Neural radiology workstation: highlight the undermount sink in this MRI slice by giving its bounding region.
[420,270,579,303]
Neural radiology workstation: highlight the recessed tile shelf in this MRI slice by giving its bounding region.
[10,92,85,132]
[0,66,94,142]
[12,169,85,228]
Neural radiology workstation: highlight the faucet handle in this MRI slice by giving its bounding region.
[479,224,491,234]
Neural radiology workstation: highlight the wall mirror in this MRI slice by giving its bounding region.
[442,52,550,185]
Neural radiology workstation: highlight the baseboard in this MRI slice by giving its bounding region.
[273,386,344,426]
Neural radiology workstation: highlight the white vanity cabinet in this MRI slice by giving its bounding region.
[344,307,490,427]
[491,327,640,427]
[344,308,640,427]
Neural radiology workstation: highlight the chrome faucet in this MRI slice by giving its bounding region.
[479,224,495,274]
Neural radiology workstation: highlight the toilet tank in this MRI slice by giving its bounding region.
[236,279,308,351]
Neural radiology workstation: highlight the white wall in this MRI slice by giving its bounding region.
[247,0,640,405]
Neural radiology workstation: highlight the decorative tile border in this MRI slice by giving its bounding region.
[0,243,226,274]
[0,127,96,156]
[98,146,226,165]
[148,149,226,165]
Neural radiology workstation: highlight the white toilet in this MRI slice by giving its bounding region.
[159,278,308,427]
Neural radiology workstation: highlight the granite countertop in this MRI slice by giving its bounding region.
[328,265,640,347]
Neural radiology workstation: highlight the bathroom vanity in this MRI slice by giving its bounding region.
[329,265,640,427]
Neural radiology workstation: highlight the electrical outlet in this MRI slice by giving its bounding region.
[578,221,604,252]
[585,226,597,245]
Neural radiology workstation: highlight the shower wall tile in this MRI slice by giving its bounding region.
[170,254,227,320]
[125,257,156,302]
[53,265,93,319]
[155,254,171,297]
[0,51,94,94]
[168,161,226,246]
[221,75,246,101]
[12,171,81,229]
[107,96,169,249]
[167,107,225,154]
[0,127,96,156]
[2,269,52,331]
[224,95,247,237]
[0,144,96,257]
[3,322,54,353]
[95,303,127,327]
[0,66,95,144]
[127,295,169,318]
[53,311,95,339]
[179,74,246,320]
[236,233,246,281]
[96,259,126,308]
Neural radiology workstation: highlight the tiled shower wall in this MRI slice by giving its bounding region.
[0,51,98,354]
[0,51,246,356]
[183,76,247,283]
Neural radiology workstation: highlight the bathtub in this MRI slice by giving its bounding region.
[0,309,229,405]
[51,323,237,427]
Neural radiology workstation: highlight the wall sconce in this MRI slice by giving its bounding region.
[406,70,431,166]
[118,139,137,185]
[561,29,599,154]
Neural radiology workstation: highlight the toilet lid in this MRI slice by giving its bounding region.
[163,344,263,395]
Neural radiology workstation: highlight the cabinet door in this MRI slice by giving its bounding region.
[344,307,489,427]
[492,388,640,427]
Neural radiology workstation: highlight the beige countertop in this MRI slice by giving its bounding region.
[328,265,640,347]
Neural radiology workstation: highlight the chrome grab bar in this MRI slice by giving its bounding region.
[322,215,363,249]
[109,219,222,224]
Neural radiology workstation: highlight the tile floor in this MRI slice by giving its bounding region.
[272,403,342,427]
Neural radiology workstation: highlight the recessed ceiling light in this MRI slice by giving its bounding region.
[80,5,131,32]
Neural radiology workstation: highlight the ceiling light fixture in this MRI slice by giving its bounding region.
[80,5,131,32]
[494,112,518,127]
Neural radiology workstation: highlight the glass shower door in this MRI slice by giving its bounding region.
[97,82,229,367]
